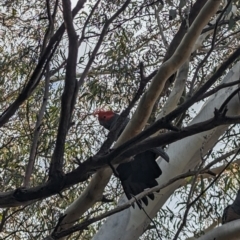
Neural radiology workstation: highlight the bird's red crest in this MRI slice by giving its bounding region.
[94,109,115,120]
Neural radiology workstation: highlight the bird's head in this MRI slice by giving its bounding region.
[94,109,115,121]
[94,109,118,130]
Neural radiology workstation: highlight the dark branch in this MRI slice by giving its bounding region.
[0,112,240,207]
[48,0,79,177]
[197,79,240,101]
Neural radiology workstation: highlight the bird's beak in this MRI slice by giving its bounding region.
[151,147,170,162]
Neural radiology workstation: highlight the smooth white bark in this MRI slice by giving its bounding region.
[156,60,189,120]
[196,220,240,240]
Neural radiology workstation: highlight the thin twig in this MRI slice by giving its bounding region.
[197,79,240,101]
[23,65,51,187]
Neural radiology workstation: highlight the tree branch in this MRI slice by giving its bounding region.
[23,66,50,187]
[0,112,240,207]
[48,0,79,177]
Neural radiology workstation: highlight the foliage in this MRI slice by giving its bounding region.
[0,0,240,239]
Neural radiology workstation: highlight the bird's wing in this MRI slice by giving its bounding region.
[222,205,240,224]
[116,150,162,208]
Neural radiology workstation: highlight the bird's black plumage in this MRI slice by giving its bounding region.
[95,110,169,208]
[117,149,163,207]
[222,190,240,224]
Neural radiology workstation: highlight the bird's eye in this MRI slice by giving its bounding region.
[103,116,106,119]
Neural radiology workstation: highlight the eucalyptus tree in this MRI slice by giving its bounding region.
[0,0,240,239]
